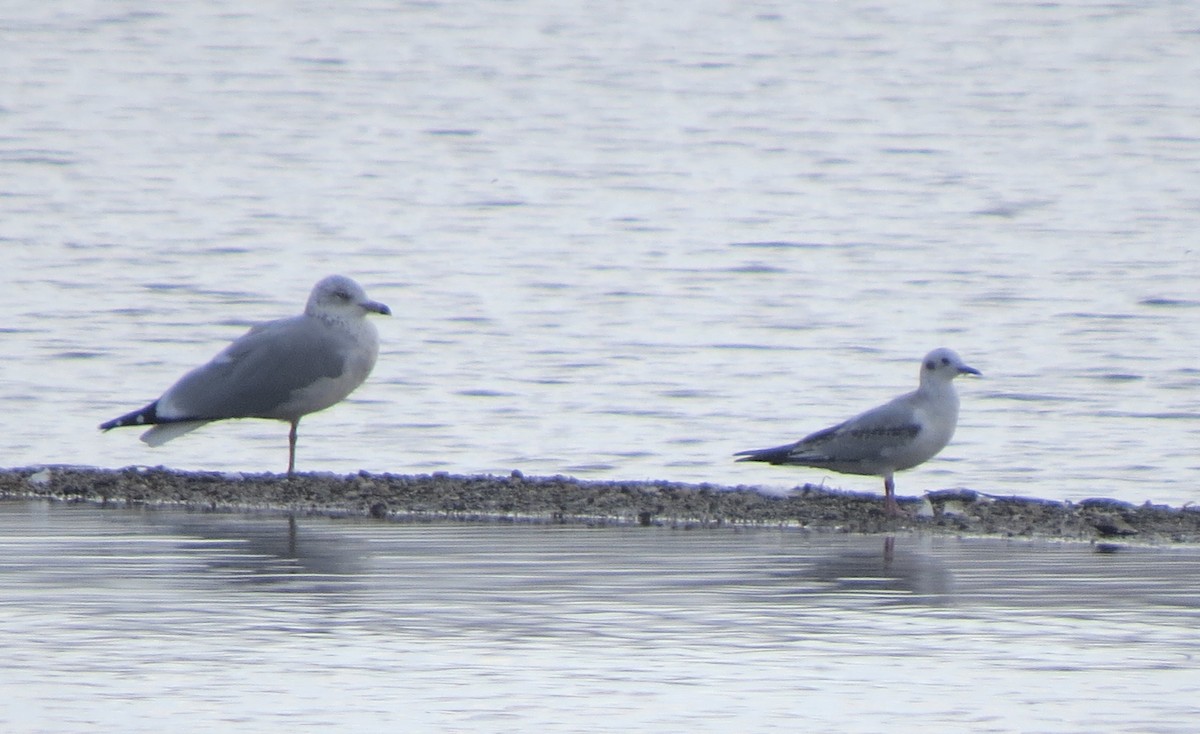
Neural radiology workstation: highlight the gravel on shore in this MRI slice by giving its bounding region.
[3,466,1198,544]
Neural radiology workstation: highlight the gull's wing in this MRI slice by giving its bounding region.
[736,391,922,469]
[786,396,921,466]
[156,315,351,421]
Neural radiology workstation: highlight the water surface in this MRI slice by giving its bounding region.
[5,3,1199,730]
[1,500,1197,732]
[4,1,1199,505]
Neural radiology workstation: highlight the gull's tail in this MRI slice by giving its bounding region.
[140,421,210,446]
[100,401,210,446]
[734,443,796,465]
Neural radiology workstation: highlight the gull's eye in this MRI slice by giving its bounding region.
[334,290,351,301]
[941,357,951,365]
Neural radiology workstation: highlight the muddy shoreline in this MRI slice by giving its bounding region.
[2,466,1198,544]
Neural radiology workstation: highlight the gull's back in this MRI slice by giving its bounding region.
[785,385,959,476]
[155,314,353,422]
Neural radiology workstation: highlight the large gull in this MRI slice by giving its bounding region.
[100,275,390,476]
[735,348,981,515]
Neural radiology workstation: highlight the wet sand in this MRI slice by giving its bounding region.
[2,466,1198,544]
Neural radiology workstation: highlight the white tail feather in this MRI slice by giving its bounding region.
[140,421,211,447]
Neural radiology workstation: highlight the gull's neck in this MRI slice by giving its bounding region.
[918,375,958,397]
[308,307,362,325]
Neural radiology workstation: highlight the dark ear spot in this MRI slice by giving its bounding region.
[925,360,936,370]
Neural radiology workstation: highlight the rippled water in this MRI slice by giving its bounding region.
[4,0,1199,506]
[2,500,1198,732]
[3,4,1200,727]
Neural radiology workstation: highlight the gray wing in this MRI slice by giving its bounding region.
[785,392,922,465]
[156,315,350,420]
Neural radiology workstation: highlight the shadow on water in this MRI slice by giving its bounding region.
[16,501,1200,606]
[6,500,1200,632]
[3,500,1200,734]
[770,535,956,606]
[137,510,373,592]
[0,501,371,595]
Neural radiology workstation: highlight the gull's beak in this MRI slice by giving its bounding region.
[362,299,391,316]
[958,364,982,377]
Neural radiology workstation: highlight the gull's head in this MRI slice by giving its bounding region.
[306,275,391,320]
[920,347,981,384]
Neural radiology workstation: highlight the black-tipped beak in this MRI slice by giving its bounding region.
[959,364,982,376]
[363,300,391,316]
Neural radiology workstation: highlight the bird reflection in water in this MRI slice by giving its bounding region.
[771,536,955,605]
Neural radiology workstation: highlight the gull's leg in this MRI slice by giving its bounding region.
[287,419,299,478]
[883,473,903,516]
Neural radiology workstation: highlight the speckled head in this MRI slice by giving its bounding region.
[306,275,391,319]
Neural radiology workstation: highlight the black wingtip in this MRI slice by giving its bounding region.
[733,444,796,465]
[99,401,159,431]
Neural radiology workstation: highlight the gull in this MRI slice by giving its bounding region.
[100,275,390,476]
[735,348,981,515]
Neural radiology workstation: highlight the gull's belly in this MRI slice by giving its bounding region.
[267,371,364,420]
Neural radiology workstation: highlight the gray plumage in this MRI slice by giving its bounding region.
[736,348,981,515]
[100,275,390,475]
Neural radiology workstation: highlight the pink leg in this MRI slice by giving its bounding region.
[287,420,299,478]
[883,474,903,516]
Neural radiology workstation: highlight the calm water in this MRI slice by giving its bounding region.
[3,3,1200,729]
[3,0,1199,506]
[2,500,1199,733]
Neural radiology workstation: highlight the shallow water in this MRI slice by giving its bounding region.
[4,1,1200,506]
[6,3,1200,729]
[1,500,1198,732]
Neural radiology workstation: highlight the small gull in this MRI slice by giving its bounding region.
[100,275,391,476]
[735,348,981,515]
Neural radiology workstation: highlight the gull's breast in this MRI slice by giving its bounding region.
[888,404,957,471]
